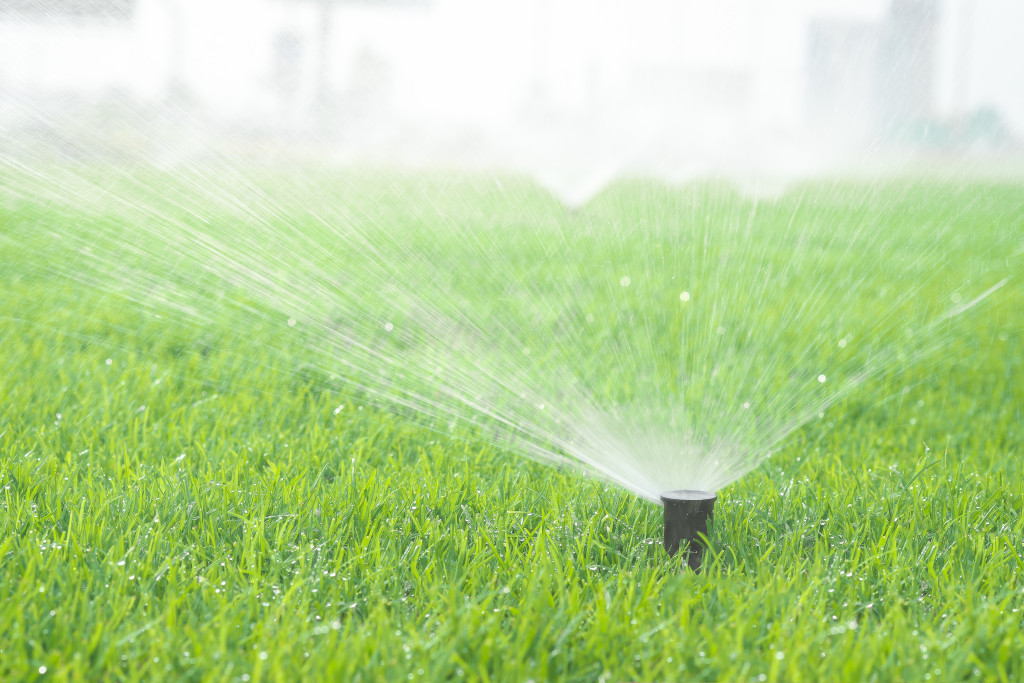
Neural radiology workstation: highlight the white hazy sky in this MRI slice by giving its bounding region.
[1,0,1021,197]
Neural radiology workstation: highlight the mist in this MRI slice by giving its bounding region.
[2,0,1022,202]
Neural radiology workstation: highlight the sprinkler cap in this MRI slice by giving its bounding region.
[660,489,716,572]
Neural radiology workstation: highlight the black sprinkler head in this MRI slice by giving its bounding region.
[660,490,717,572]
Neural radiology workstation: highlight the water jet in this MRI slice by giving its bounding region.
[660,490,716,572]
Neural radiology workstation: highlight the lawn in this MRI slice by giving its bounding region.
[1,166,1022,682]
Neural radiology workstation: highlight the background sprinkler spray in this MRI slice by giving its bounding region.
[660,490,717,571]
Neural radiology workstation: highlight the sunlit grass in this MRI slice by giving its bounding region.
[1,171,1022,682]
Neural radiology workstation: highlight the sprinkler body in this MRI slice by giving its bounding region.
[660,490,716,571]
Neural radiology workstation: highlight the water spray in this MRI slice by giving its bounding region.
[660,490,716,571]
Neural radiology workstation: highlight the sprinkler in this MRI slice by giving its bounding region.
[660,490,716,572]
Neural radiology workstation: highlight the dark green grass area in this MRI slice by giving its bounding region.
[1,172,1023,682]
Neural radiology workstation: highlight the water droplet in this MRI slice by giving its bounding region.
[384,322,394,332]
[619,276,631,287]
[287,318,296,327]
[105,358,112,366]
[39,666,47,675]
[776,651,785,660]
[818,374,827,383]
[679,291,690,302]
[838,338,847,348]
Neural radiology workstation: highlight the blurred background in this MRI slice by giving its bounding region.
[2,0,1022,200]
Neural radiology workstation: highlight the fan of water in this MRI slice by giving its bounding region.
[0,161,1010,501]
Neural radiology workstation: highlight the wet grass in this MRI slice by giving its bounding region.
[1,171,1023,682]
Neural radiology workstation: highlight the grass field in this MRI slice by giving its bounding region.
[1,169,1023,682]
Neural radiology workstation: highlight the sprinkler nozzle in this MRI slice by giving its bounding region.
[660,490,716,572]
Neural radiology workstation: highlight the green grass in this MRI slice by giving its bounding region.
[1,169,1023,682]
